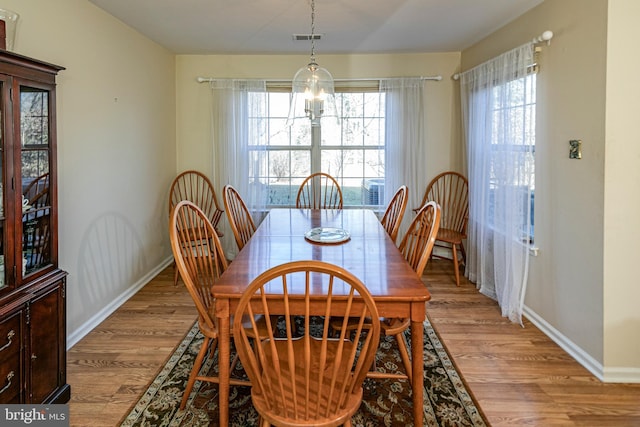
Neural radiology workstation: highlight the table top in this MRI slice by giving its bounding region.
[212,208,431,306]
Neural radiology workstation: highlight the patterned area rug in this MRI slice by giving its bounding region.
[120,319,487,427]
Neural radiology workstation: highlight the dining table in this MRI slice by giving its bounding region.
[211,208,432,426]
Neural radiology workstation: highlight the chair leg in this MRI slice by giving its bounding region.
[173,260,180,286]
[180,335,210,410]
[459,241,467,264]
[394,332,412,382]
[452,243,461,287]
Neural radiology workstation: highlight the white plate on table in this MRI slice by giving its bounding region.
[304,227,350,244]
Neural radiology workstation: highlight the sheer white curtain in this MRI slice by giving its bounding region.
[380,78,428,240]
[460,43,535,325]
[209,79,268,258]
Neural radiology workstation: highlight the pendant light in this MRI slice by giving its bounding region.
[287,0,337,127]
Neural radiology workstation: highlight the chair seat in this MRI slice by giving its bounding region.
[252,337,361,427]
[436,227,466,244]
[198,315,218,339]
[329,316,406,337]
[381,317,410,335]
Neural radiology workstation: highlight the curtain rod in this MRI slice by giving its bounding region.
[196,75,442,83]
[452,30,553,81]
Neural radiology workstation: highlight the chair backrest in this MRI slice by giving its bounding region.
[222,185,256,251]
[169,170,224,230]
[418,171,468,235]
[233,260,380,425]
[23,173,50,209]
[296,172,343,209]
[22,207,51,271]
[380,185,408,243]
[169,200,228,330]
[399,201,442,276]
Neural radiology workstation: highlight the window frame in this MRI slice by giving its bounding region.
[249,81,387,209]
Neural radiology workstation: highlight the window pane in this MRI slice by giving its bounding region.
[364,149,385,178]
[269,92,290,117]
[488,73,536,240]
[341,117,364,146]
[269,120,290,146]
[320,149,343,178]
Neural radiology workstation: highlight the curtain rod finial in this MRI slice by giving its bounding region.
[533,30,553,45]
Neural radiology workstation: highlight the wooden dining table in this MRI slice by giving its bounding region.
[211,208,432,426]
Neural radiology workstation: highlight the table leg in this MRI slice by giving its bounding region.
[411,319,424,427]
[218,313,230,426]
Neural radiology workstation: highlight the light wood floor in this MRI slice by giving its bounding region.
[67,261,640,426]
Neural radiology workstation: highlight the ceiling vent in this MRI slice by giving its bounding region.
[292,34,322,41]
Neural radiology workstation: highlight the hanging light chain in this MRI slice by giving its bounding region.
[309,0,316,63]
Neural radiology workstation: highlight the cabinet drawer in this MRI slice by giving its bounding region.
[0,310,22,363]
[0,352,22,403]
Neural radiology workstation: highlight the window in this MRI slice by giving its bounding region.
[487,73,536,241]
[248,87,386,208]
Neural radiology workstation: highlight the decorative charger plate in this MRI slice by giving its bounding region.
[304,227,350,244]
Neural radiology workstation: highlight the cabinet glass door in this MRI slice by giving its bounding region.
[20,86,51,276]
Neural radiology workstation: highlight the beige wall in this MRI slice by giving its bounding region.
[1,0,177,344]
[604,0,640,373]
[175,52,462,210]
[463,0,640,379]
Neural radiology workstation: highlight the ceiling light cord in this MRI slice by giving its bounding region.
[309,0,316,64]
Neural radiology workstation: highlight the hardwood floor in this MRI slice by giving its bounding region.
[67,261,640,426]
[67,267,197,426]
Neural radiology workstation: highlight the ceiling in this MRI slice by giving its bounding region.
[88,0,543,55]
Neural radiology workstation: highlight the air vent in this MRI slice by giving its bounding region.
[292,34,322,41]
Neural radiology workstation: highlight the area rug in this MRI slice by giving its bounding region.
[120,319,487,427]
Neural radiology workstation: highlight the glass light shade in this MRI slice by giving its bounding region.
[287,61,338,127]
[0,9,19,51]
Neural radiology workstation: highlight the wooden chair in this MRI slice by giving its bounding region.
[330,201,441,382]
[169,200,250,410]
[233,260,380,427]
[379,185,408,244]
[296,172,343,209]
[382,201,441,381]
[169,170,224,285]
[169,170,224,234]
[23,172,50,209]
[415,171,468,286]
[22,207,52,272]
[22,173,53,273]
[223,185,256,251]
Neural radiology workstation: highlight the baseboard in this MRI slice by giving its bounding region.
[523,305,603,380]
[602,367,640,383]
[66,256,174,349]
[523,305,640,383]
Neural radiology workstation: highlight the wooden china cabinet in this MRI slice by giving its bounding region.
[0,50,69,403]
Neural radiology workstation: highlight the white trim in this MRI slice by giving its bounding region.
[66,256,174,349]
[523,305,604,380]
[523,306,640,383]
[603,367,640,383]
